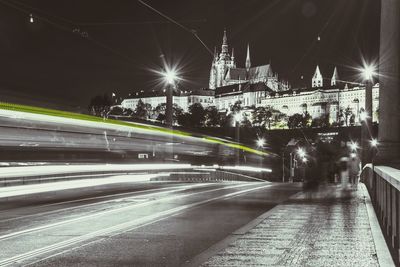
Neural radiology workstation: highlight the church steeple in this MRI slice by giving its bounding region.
[221,29,229,54]
[331,66,339,86]
[312,65,323,88]
[245,44,251,70]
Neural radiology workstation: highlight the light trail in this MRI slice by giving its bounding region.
[0,183,212,224]
[0,183,272,267]
[0,183,258,242]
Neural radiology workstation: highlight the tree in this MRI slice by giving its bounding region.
[88,94,112,117]
[188,103,206,127]
[344,107,353,126]
[154,103,183,124]
[135,100,152,120]
[108,106,124,116]
[287,112,310,129]
[252,106,273,129]
[204,106,221,127]
[311,114,330,128]
[231,100,242,113]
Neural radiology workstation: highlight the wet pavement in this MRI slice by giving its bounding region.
[201,184,386,267]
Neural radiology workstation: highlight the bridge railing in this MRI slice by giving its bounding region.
[362,164,400,265]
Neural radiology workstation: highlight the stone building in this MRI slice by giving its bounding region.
[208,30,290,91]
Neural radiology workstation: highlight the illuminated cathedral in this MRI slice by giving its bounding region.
[208,30,290,91]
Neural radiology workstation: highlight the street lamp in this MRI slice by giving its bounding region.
[360,63,375,166]
[234,112,243,165]
[256,137,265,148]
[297,147,306,158]
[350,141,359,151]
[371,138,378,148]
[162,69,178,127]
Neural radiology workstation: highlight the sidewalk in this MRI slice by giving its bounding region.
[194,184,394,267]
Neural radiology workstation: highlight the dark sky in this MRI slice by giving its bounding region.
[0,0,380,110]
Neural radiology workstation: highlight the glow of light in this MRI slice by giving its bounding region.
[359,111,369,121]
[164,69,177,85]
[297,148,306,158]
[29,14,34,23]
[350,141,359,151]
[234,112,242,123]
[317,36,321,41]
[362,64,376,81]
[350,153,357,159]
[302,157,308,163]
[257,138,265,148]
[370,138,378,147]
[220,165,272,173]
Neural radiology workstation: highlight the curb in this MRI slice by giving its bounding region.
[361,183,395,267]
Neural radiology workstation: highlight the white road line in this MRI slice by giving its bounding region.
[0,183,212,224]
[0,183,254,241]
[0,183,272,267]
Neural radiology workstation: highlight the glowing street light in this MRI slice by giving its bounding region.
[234,112,243,123]
[359,111,369,122]
[350,141,359,151]
[370,138,379,148]
[362,64,376,81]
[297,148,306,158]
[164,69,178,85]
[162,68,179,127]
[257,138,265,148]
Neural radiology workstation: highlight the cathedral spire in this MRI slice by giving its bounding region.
[312,65,323,88]
[221,29,229,54]
[331,66,339,86]
[245,44,251,70]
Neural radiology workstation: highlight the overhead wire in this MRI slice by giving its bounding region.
[138,0,214,57]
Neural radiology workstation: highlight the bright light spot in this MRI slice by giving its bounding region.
[371,138,379,147]
[221,165,272,173]
[164,69,177,84]
[350,153,357,158]
[257,138,265,148]
[234,112,242,123]
[317,36,321,41]
[362,64,376,81]
[297,148,306,158]
[302,157,308,163]
[350,141,359,151]
[360,111,369,121]
[29,14,34,23]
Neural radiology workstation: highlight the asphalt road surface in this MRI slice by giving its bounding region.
[0,180,301,266]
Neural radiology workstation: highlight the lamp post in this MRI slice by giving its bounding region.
[234,112,242,165]
[163,69,178,128]
[360,64,375,167]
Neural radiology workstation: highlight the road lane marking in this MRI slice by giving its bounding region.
[0,183,212,224]
[0,183,272,267]
[0,183,257,241]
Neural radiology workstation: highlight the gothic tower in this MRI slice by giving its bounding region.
[331,66,339,86]
[209,30,235,89]
[312,65,323,88]
[245,44,251,71]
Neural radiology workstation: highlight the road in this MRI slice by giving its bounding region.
[0,179,301,266]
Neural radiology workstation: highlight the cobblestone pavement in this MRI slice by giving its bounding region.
[202,184,380,267]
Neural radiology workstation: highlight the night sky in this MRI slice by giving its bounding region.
[0,0,380,110]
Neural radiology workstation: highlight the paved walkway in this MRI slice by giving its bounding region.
[198,184,393,267]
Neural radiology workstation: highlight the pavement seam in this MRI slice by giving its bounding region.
[361,183,395,267]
